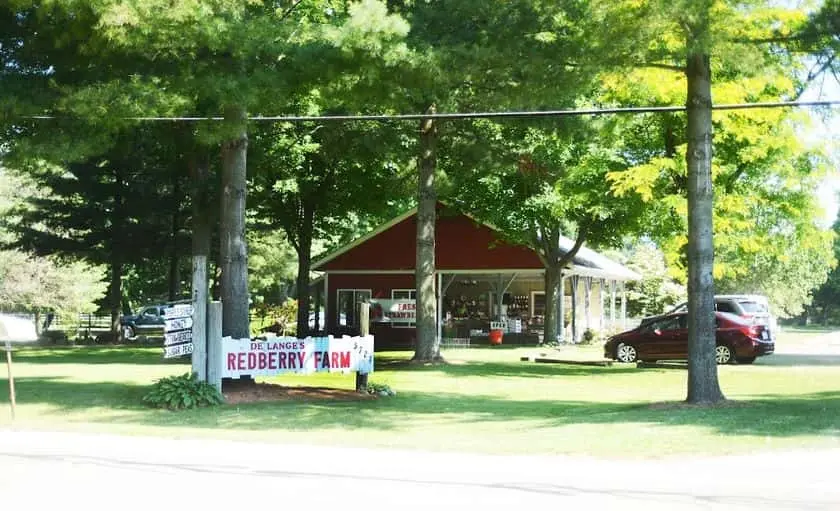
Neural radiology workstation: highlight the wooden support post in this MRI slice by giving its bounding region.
[584,277,592,333]
[314,283,322,332]
[356,302,370,392]
[558,276,566,343]
[620,281,627,330]
[437,272,442,343]
[191,254,208,381]
[5,340,15,420]
[600,279,606,331]
[571,276,578,343]
[323,274,329,332]
[206,301,223,392]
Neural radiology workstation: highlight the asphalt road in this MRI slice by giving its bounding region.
[1,430,838,511]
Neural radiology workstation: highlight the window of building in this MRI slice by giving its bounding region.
[391,289,416,328]
[337,289,371,327]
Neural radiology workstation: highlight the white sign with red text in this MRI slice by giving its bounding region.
[221,335,374,379]
[369,299,415,323]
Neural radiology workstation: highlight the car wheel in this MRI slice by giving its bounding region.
[615,343,638,363]
[736,356,756,365]
[715,345,734,365]
[122,325,136,340]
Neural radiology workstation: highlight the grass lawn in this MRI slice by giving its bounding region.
[1,329,839,458]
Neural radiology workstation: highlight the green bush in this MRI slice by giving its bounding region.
[143,373,224,410]
[362,381,396,397]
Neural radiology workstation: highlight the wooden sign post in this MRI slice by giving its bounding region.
[5,340,15,420]
[355,302,370,392]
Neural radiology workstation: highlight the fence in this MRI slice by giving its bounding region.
[440,337,471,349]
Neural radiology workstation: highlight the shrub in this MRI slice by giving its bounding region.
[581,328,598,344]
[362,381,396,397]
[143,373,224,410]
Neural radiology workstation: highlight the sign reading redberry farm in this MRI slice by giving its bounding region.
[222,335,374,379]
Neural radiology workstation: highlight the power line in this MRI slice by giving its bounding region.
[22,99,840,123]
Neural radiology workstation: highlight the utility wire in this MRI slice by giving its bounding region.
[21,99,840,123]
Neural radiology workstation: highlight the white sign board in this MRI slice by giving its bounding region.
[163,304,194,320]
[164,316,193,332]
[222,335,374,379]
[0,314,38,343]
[164,342,194,358]
[164,329,193,346]
[370,299,415,323]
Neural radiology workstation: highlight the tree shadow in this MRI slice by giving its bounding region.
[375,356,639,378]
[757,354,840,367]
[4,377,840,441]
[10,346,189,366]
[1,377,150,410]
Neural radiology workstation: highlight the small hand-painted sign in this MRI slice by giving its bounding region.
[164,316,193,332]
[163,304,194,320]
[164,329,193,347]
[163,342,194,358]
[162,304,193,359]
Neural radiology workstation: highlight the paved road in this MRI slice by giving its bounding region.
[0,430,838,510]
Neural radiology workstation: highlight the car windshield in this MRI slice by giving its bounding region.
[738,301,767,313]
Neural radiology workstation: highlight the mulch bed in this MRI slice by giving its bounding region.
[222,382,377,405]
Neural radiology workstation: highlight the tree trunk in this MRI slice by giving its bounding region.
[540,228,585,344]
[413,105,440,361]
[685,41,724,404]
[111,166,126,342]
[220,105,250,339]
[543,264,562,343]
[168,174,182,301]
[108,258,122,342]
[295,200,315,338]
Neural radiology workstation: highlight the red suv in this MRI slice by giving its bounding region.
[604,311,774,365]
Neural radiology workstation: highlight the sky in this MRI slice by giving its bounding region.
[802,72,840,226]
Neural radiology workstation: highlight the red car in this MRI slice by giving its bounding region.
[604,311,774,365]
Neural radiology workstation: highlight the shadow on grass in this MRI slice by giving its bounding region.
[374,356,635,378]
[780,326,839,334]
[1,377,151,410]
[10,346,189,366]
[4,376,840,441]
[758,354,840,367]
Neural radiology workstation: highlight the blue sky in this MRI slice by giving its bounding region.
[800,71,840,226]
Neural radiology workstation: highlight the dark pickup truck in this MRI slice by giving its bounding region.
[119,304,167,340]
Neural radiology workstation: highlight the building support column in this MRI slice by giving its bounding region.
[584,277,592,334]
[571,275,578,343]
[610,280,616,331]
[620,281,627,330]
[437,272,443,343]
[557,275,566,343]
[324,273,329,333]
[313,286,318,332]
[600,278,606,332]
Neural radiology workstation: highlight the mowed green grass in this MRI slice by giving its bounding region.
[1,329,839,458]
